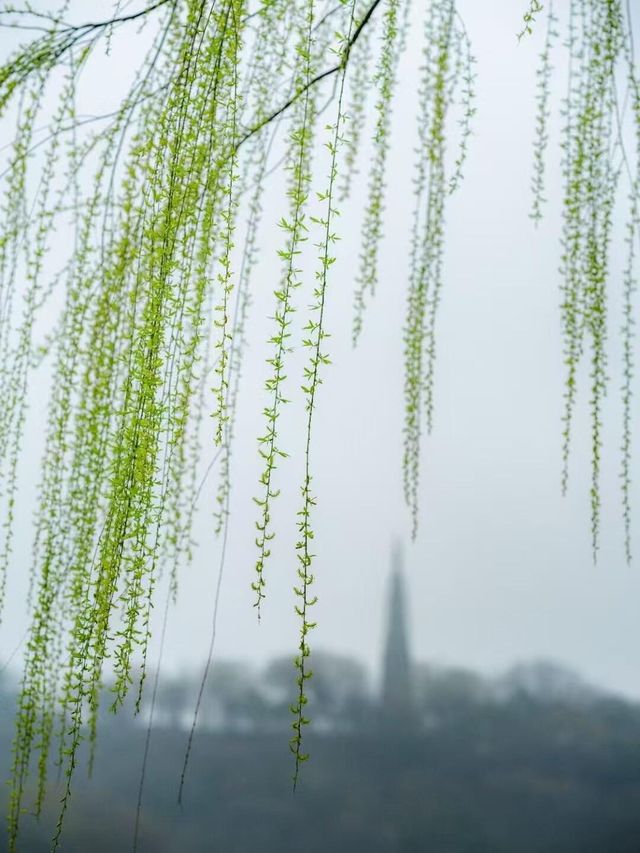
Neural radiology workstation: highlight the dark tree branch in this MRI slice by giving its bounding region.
[66,0,175,32]
[238,0,384,149]
[0,0,174,33]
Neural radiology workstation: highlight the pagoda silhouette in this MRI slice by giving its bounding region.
[379,541,417,730]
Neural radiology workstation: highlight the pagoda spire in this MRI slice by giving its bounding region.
[380,541,415,728]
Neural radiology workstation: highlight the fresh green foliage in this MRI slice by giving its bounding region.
[519,0,544,40]
[352,0,405,345]
[529,0,556,224]
[252,0,320,617]
[0,0,474,848]
[527,0,639,561]
[403,0,475,536]
[290,0,359,785]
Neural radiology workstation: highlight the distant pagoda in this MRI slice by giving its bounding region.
[380,541,417,729]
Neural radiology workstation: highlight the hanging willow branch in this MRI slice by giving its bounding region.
[403,0,475,536]
[0,0,474,848]
[526,0,640,561]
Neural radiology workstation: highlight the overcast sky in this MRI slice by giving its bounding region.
[2,0,640,701]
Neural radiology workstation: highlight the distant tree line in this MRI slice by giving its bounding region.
[135,654,608,734]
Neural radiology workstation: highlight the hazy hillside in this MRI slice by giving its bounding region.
[1,658,640,852]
